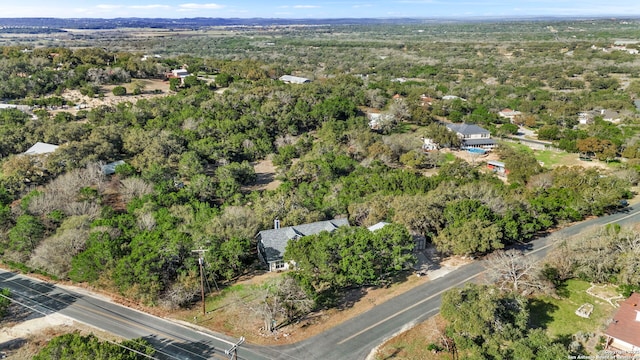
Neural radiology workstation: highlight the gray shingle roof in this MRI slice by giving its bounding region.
[258,218,349,263]
[463,138,496,146]
[445,123,490,136]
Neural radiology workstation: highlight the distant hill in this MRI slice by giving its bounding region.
[0,16,637,31]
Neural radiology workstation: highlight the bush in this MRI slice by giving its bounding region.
[112,86,127,96]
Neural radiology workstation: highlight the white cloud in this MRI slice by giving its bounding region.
[129,4,171,9]
[179,3,225,9]
[293,5,321,8]
[96,4,123,9]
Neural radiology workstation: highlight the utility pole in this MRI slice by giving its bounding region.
[225,336,245,360]
[191,248,208,316]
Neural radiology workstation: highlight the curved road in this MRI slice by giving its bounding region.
[2,206,640,360]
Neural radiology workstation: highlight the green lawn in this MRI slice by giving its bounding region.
[529,279,617,338]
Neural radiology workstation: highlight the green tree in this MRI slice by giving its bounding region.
[33,333,155,360]
[112,86,127,96]
[0,288,10,318]
[441,283,530,358]
[8,214,45,256]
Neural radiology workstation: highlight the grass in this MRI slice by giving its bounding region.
[534,150,571,168]
[529,279,616,338]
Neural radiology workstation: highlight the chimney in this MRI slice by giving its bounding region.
[274,219,280,229]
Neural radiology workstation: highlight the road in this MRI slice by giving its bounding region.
[2,205,640,360]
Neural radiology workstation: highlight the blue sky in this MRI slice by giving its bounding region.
[3,1,640,19]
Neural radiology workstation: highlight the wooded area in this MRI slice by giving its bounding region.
[0,20,639,353]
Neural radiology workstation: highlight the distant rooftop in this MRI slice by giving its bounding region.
[23,142,59,155]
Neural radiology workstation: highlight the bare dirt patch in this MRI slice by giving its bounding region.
[52,79,171,116]
[247,159,281,191]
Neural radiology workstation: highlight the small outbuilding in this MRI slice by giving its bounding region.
[279,75,311,84]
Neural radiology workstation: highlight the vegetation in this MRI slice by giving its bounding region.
[33,333,155,360]
[0,288,10,318]
[0,19,638,348]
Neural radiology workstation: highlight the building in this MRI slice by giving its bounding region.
[445,123,496,149]
[605,293,640,353]
[578,112,594,125]
[256,218,349,272]
[171,69,190,78]
[23,142,59,155]
[367,112,383,130]
[498,108,522,123]
[279,75,311,84]
[101,160,126,175]
[421,137,438,152]
[599,109,621,123]
[487,160,508,176]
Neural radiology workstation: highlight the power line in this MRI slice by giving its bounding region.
[0,292,159,360]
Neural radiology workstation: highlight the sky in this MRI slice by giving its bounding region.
[3,1,640,19]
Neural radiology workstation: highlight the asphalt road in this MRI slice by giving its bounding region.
[2,205,640,360]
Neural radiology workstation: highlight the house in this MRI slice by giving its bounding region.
[420,94,436,107]
[101,160,126,175]
[578,112,594,125]
[605,292,640,353]
[498,108,522,123]
[367,221,389,232]
[256,218,349,272]
[445,123,496,149]
[487,160,508,176]
[442,95,466,101]
[599,109,621,123]
[421,137,438,152]
[279,75,311,84]
[171,69,190,78]
[23,142,59,155]
[367,112,383,130]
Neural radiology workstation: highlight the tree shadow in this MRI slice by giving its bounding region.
[0,274,78,320]
[381,347,404,359]
[141,334,221,360]
[528,298,558,330]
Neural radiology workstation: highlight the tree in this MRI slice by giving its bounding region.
[441,283,530,358]
[33,333,155,360]
[112,85,127,96]
[499,146,543,185]
[485,249,551,295]
[285,224,415,292]
[237,276,314,332]
[0,288,10,319]
[8,214,45,256]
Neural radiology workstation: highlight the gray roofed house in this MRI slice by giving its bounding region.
[444,123,496,149]
[257,218,349,272]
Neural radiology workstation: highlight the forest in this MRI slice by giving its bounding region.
[0,18,639,357]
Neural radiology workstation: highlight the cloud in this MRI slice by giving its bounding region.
[293,5,321,8]
[96,4,123,9]
[129,4,171,9]
[179,3,225,9]
[353,4,374,8]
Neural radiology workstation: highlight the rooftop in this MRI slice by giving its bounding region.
[258,218,349,263]
[23,142,59,155]
[445,123,490,136]
[605,292,640,349]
